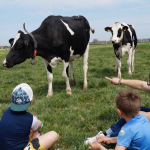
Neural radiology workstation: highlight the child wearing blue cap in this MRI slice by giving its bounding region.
[0,83,58,150]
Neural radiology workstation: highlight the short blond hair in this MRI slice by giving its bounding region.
[115,89,141,118]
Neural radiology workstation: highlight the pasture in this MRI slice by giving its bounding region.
[0,42,150,150]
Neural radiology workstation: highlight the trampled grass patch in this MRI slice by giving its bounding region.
[0,43,150,149]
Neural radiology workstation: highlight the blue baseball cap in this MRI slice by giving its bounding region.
[11,83,33,111]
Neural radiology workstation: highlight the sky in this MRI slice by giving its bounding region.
[0,0,150,46]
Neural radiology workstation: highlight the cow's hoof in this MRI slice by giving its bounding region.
[67,91,72,96]
[71,80,76,86]
[83,85,87,90]
[128,72,132,76]
[118,74,121,79]
[46,92,53,98]
[132,70,134,73]
[113,70,117,73]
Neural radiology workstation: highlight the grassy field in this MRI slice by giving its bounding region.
[0,42,150,150]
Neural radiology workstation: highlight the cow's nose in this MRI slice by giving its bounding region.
[3,63,7,67]
[3,59,7,67]
[112,39,116,44]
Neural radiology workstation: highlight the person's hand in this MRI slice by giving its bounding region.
[89,141,101,150]
[97,136,111,145]
[105,77,120,85]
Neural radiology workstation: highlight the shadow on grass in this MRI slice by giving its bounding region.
[92,67,129,79]
[33,80,66,97]
[33,79,83,97]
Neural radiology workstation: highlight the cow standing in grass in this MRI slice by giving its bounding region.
[3,15,94,97]
[105,22,137,78]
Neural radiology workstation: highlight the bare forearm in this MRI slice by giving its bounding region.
[109,137,118,144]
[36,121,42,131]
[121,79,149,92]
[97,136,118,145]
[99,145,107,150]
[105,77,150,92]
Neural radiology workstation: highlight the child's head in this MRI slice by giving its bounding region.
[115,89,141,118]
[11,83,33,111]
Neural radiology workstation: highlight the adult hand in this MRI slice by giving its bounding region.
[105,77,120,85]
[89,141,101,150]
[97,136,111,145]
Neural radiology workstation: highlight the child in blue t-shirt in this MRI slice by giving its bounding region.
[0,83,58,150]
[89,89,150,150]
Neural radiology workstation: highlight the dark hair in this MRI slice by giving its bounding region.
[115,89,141,118]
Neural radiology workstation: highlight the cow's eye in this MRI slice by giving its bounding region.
[117,28,122,37]
[118,28,122,32]
[17,44,22,49]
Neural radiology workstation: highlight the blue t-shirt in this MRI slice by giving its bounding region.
[0,107,33,150]
[117,114,150,150]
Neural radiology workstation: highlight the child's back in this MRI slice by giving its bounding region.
[118,114,150,150]
[0,107,33,150]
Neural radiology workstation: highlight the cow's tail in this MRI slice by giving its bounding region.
[90,26,95,34]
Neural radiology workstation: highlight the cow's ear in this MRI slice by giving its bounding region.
[105,27,111,32]
[123,26,128,32]
[9,38,14,45]
[18,30,24,34]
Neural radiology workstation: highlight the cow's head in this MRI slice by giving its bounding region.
[3,30,34,68]
[105,22,128,44]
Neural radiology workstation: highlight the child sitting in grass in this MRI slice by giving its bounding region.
[89,89,150,150]
[0,83,58,150]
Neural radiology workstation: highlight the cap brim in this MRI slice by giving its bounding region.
[10,102,30,111]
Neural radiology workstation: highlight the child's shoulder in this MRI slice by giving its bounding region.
[123,114,150,132]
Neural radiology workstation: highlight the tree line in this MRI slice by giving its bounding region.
[91,38,150,45]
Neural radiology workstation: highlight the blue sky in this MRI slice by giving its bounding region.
[0,0,150,46]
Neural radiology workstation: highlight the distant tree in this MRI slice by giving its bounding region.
[92,39,99,44]
[137,39,141,43]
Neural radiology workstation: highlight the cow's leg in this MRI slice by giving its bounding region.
[127,48,132,76]
[62,60,72,95]
[82,43,89,90]
[43,59,53,97]
[116,57,121,78]
[114,49,121,77]
[69,61,75,86]
[114,49,119,73]
[114,60,118,73]
[131,49,135,72]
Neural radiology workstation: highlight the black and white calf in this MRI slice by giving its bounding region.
[3,15,94,97]
[105,22,137,78]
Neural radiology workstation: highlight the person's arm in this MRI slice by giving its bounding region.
[89,141,107,150]
[97,136,118,144]
[31,116,42,131]
[105,77,150,92]
[115,145,127,150]
[36,121,42,131]
[140,111,150,121]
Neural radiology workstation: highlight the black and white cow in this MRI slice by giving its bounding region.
[3,15,95,97]
[105,22,137,78]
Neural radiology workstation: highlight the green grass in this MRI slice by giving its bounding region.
[0,42,150,149]
[0,50,10,55]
